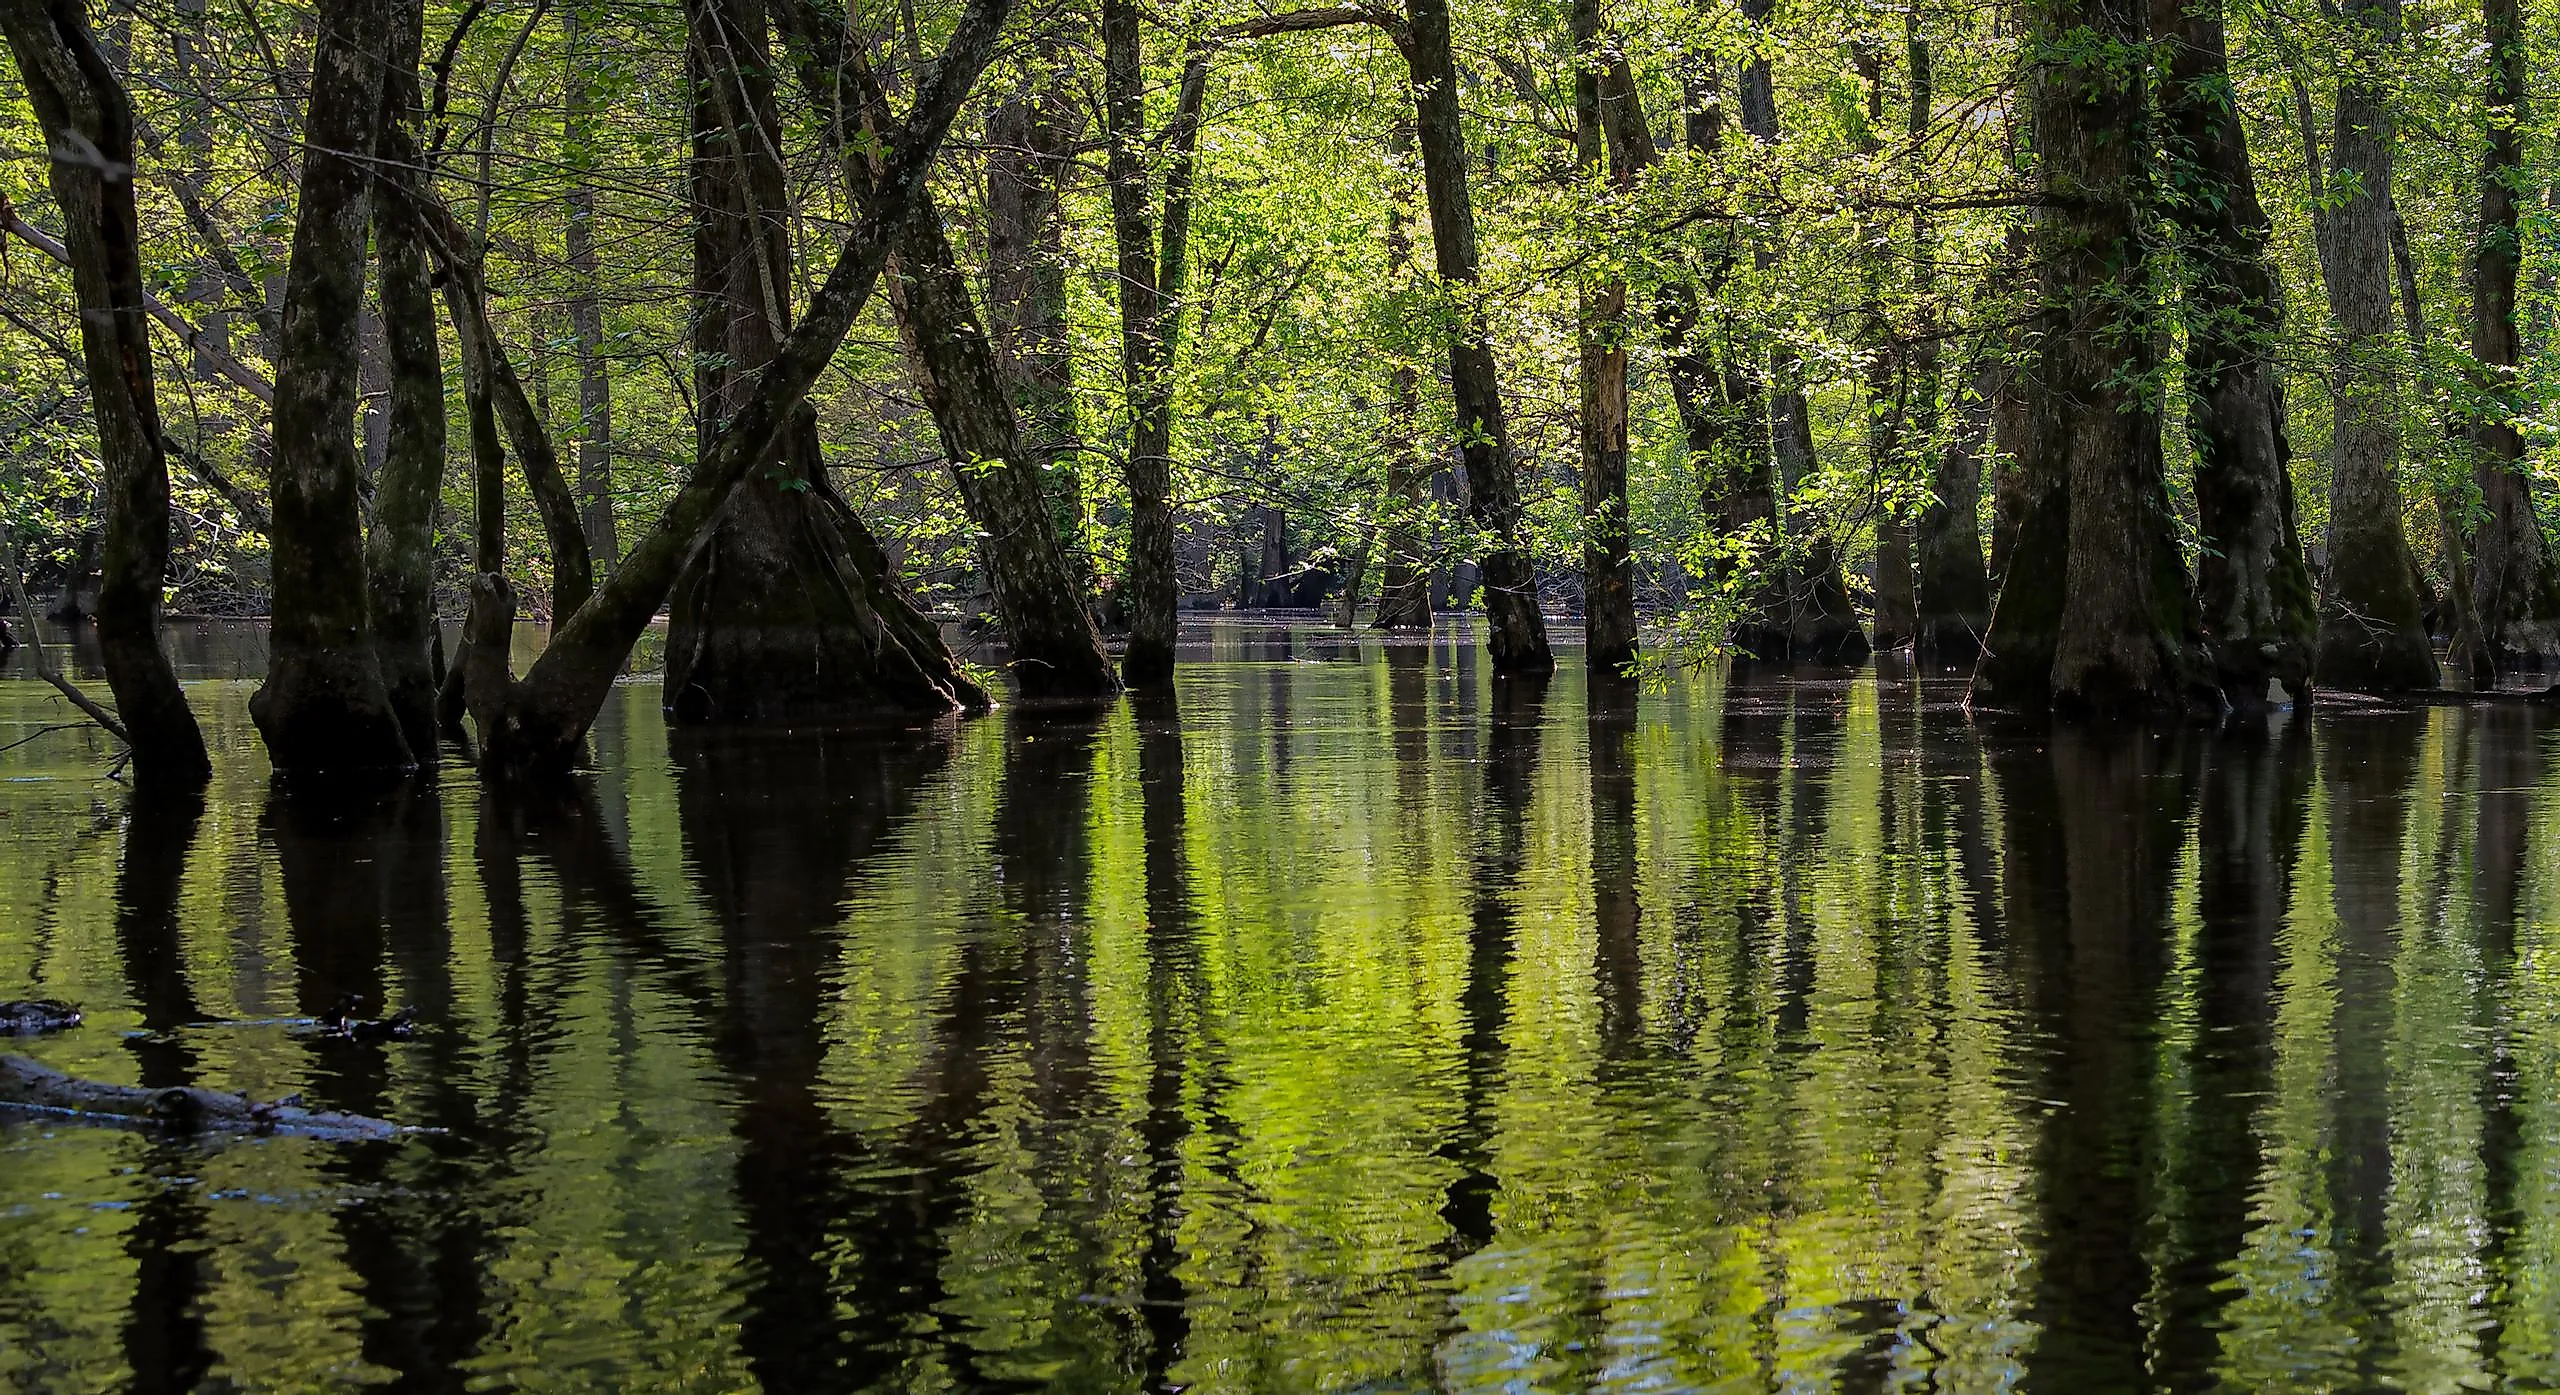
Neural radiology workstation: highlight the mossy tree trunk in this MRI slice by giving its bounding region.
[0,0,210,784]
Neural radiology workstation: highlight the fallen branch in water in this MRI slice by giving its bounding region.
[0,1055,427,1142]
[2,533,129,747]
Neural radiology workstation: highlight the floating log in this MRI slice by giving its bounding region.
[0,1055,426,1142]
[0,1001,82,1035]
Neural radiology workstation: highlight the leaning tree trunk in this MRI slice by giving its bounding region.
[664,0,974,723]
[2465,0,2560,667]
[1102,0,1181,685]
[2312,0,2435,692]
[2156,0,2317,706]
[362,0,444,755]
[1573,0,1636,676]
[0,0,210,783]
[2038,0,2208,713]
[250,0,414,776]
[1401,0,1553,673]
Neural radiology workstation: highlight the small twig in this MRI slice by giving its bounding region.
[3,532,129,745]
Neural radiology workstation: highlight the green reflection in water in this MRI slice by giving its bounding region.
[3,625,2560,1392]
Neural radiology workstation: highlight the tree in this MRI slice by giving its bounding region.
[1573,0,1635,677]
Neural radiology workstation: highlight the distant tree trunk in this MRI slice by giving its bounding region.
[1254,505,1290,607]
[1858,36,1917,652]
[1980,0,2207,712]
[1102,0,1180,684]
[1399,0,1553,673]
[2311,0,2435,692]
[2465,0,2560,668]
[1373,121,1435,630]
[0,0,210,783]
[250,0,414,776]
[363,0,444,755]
[984,35,1088,582]
[2155,0,2317,706]
[563,2,618,575]
[665,0,976,723]
[1573,0,1636,675]
[462,0,1015,777]
[1915,362,1992,658]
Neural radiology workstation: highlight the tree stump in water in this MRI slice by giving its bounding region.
[665,414,985,724]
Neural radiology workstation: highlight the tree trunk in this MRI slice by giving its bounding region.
[1573,0,1636,676]
[2039,0,2208,713]
[1102,0,1180,684]
[362,0,444,755]
[2155,0,2317,706]
[1858,36,1917,653]
[2465,0,2560,667]
[984,34,1088,584]
[665,0,974,724]
[564,2,618,576]
[1254,505,1290,606]
[1400,0,1552,673]
[2311,0,2435,692]
[1915,362,1993,659]
[250,0,414,776]
[0,0,210,784]
[469,0,1017,776]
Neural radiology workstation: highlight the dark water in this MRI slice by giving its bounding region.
[3,620,2558,1392]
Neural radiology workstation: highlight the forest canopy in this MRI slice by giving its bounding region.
[0,0,2553,779]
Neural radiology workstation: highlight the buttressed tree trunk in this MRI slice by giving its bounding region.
[2465,0,2560,667]
[2312,0,2435,692]
[1399,0,1554,674]
[462,0,1017,777]
[665,0,976,723]
[1980,0,2208,713]
[362,0,444,754]
[1573,0,1636,676]
[2155,0,2316,706]
[0,0,210,784]
[250,0,414,776]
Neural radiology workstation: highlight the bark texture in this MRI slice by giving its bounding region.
[2312,0,2436,692]
[2156,0,2317,705]
[250,0,414,776]
[1401,0,1553,673]
[2465,0,2560,667]
[1372,121,1434,630]
[1103,0,1180,684]
[984,33,1086,575]
[0,0,210,783]
[1573,0,1635,675]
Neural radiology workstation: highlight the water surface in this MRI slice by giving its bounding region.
[3,620,2557,1392]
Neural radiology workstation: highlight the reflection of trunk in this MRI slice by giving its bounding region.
[665,0,977,723]
[2155,0,2317,703]
[2465,0,2560,668]
[461,0,1014,776]
[1130,684,1195,1389]
[563,3,618,573]
[1373,122,1435,630]
[0,0,210,783]
[1588,676,1640,1050]
[251,0,413,775]
[1400,0,1553,673]
[1574,0,1635,674]
[1103,0,1179,684]
[365,0,444,755]
[2312,0,2435,692]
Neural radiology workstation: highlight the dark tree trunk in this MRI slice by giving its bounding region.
[984,35,1088,579]
[466,0,1017,776]
[2312,0,2435,692]
[1253,505,1290,607]
[363,0,444,755]
[2036,0,2208,714]
[250,0,414,776]
[0,0,210,784]
[1102,0,1180,684]
[1915,362,1993,659]
[665,0,973,724]
[2465,0,2560,667]
[563,3,618,576]
[2155,0,2317,706]
[1573,0,1635,675]
[1859,36,1917,653]
[1400,0,1552,673]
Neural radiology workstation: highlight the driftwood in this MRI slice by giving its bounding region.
[0,1054,426,1141]
[0,1000,82,1035]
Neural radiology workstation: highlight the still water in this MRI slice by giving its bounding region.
[2,619,2557,1393]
